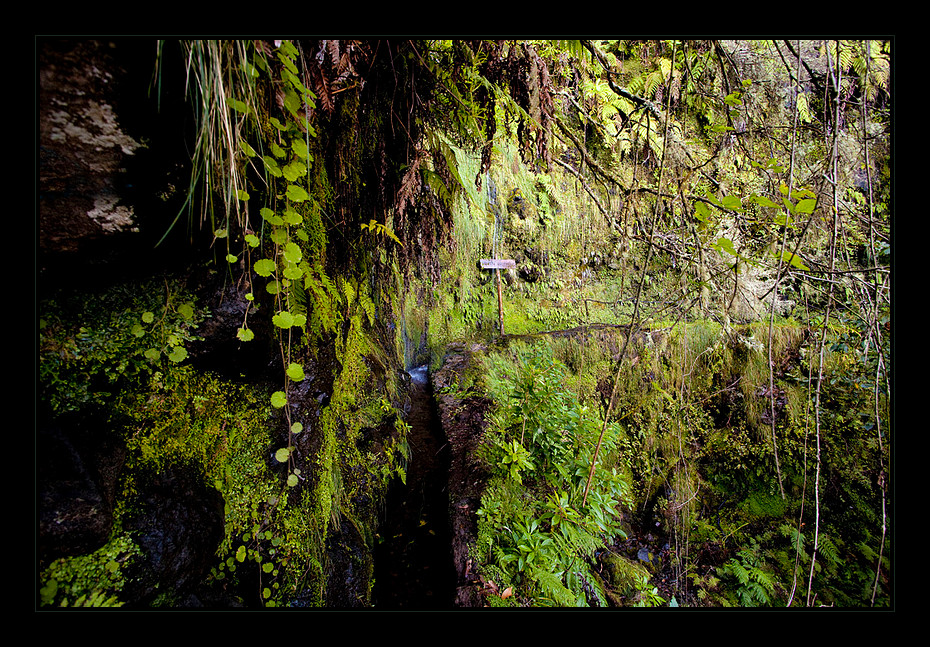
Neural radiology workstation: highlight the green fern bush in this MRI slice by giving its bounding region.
[474,341,634,607]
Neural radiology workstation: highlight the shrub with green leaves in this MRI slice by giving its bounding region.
[39,531,140,607]
[475,342,632,606]
[38,279,205,415]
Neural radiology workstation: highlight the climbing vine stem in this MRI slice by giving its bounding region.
[583,40,677,507]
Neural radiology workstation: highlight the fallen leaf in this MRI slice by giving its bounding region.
[501,587,513,599]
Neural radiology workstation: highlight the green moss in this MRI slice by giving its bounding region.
[39,531,141,607]
[37,268,409,608]
[38,278,206,416]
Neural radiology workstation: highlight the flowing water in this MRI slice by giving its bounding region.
[372,365,456,608]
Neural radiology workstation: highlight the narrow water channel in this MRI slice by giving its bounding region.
[373,365,455,609]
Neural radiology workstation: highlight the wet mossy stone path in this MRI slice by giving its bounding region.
[373,366,455,608]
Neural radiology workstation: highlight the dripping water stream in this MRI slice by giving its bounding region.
[373,365,455,608]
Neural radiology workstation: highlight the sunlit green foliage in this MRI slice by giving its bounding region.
[474,342,632,606]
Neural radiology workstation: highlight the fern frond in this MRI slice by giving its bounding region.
[340,277,356,309]
[741,580,771,606]
[551,522,600,561]
[533,568,577,607]
[796,92,813,124]
[726,559,751,586]
[836,41,855,74]
[817,534,842,569]
[359,289,376,327]
[286,273,307,319]
[303,265,342,337]
[749,565,775,593]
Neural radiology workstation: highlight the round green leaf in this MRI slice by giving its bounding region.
[282,208,303,226]
[178,302,195,320]
[263,154,280,170]
[240,139,257,156]
[141,311,155,324]
[287,474,299,487]
[274,447,290,462]
[254,258,277,277]
[290,422,304,434]
[291,137,309,160]
[283,264,304,280]
[721,195,742,210]
[131,324,145,337]
[286,362,305,381]
[226,253,238,263]
[271,391,287,408]
[245,233,261,248]
[144,348,160,360]
[260,207,277,223]
[226,97,249,114]
[286,184,309,202]
[283,242,302,264]
[168,347,188,363]
[272,311,295,329]
[237,327,255,342]
[283,161,307,182]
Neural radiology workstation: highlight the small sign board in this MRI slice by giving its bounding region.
[480,258,516,270]
[480,259,516,336]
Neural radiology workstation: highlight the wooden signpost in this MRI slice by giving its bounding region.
[480,258,516,336]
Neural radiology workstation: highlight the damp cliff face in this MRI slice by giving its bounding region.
[38,38,201,288]
[36,38,459,610]
[36,39,233,606]
[39,40,143,255]
[35,38,404,608]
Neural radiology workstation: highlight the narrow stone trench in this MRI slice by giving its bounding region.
[372,366,456,609]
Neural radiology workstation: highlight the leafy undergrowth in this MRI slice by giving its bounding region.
[461,316,890,608]
[470,341,659,607]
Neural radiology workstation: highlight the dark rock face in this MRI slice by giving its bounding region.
[38,37,199,291]
[37,415,127,564]
[324,514,375,608]
[38,39,144,257]
[121,466,225,606]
